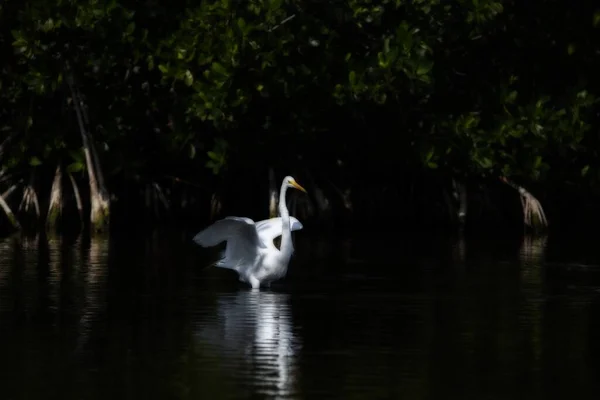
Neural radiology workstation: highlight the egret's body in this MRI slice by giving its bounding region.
[193,176,306,289]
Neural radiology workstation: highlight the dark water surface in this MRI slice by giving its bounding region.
[1,230,600,400]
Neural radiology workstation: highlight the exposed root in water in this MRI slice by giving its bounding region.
[327,179,352,212]
[67,171,84,225]
[146,182,170,218]
[153,182,170,213]
[2,180,21,200]
[19,172,40,218]
[46,165,63,229]
[452,179,467,225]
[500,176,548,231]
[67,66,110,231]
[0,189,20,229]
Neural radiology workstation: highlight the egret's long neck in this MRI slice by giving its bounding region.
[278,183,293,256]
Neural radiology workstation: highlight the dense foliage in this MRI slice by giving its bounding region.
[1,0,599,233]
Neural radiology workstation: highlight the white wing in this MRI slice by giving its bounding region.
[255,217,303,249]
[193,216,266,270]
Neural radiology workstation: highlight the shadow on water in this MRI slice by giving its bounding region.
[0,230,599,399]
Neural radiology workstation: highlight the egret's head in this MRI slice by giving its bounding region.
[284,176,307,193]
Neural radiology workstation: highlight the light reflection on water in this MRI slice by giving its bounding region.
[193,290,300,398]
[76,235,109,354]
[0,231,598,399]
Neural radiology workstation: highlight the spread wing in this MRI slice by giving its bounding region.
[255,217,303,249]
[193,217,266,270]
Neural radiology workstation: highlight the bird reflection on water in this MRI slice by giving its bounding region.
[193,290,300,397]
[1,232,600,399]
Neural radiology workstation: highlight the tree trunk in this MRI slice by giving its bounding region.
[46,164,63,230]
[210,192,222,220]
[452,179,467,227]
[1,182,20,200]
[0,190,20,230]
[306,171,331,217]
[268,167,277,218]
[153,182,170,216]
[67,72,110,231]
[67,171,84,227]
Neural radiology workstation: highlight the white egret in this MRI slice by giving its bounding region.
[193,176,307,289]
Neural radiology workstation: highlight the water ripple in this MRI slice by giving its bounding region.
[0,233,599,399]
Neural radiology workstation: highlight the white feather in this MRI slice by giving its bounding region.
[193,176,306,289]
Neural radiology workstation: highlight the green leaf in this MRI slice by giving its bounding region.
[211,62,227,76]
[69,149,85,163]
[464,115,477,129]
[184,70,194,86]
[424,148,434,162]
[349,71,356,86]
[375,92,387,104]
[12,38,27,48]
[176,48,186,60]
[29,156,42,166]
[147,56,155,70]
[126,22,136,35]
[41,18,55,32]
[158,64,168,74]
[581,165,590,176]
[478,157,493,169]
[377,52,388,68]
[237,18,246,31]
[67,162,85,172]
[416,61,433,76]
[505,90,518,103]
[533,155,542,169]
[207,151,219,160]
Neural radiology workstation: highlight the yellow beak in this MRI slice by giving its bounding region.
[290,179,307,193]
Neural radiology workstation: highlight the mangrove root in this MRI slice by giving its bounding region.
[146,182,170,217]
[46,165,63,229]
[210,193,222,220]
[19,172,40,218]
[153,182,170,213]
[452,179,467,225]
[500,177,548,230]
[67,69,110,231]
[68,171,84,225]
[0,190,20,229]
